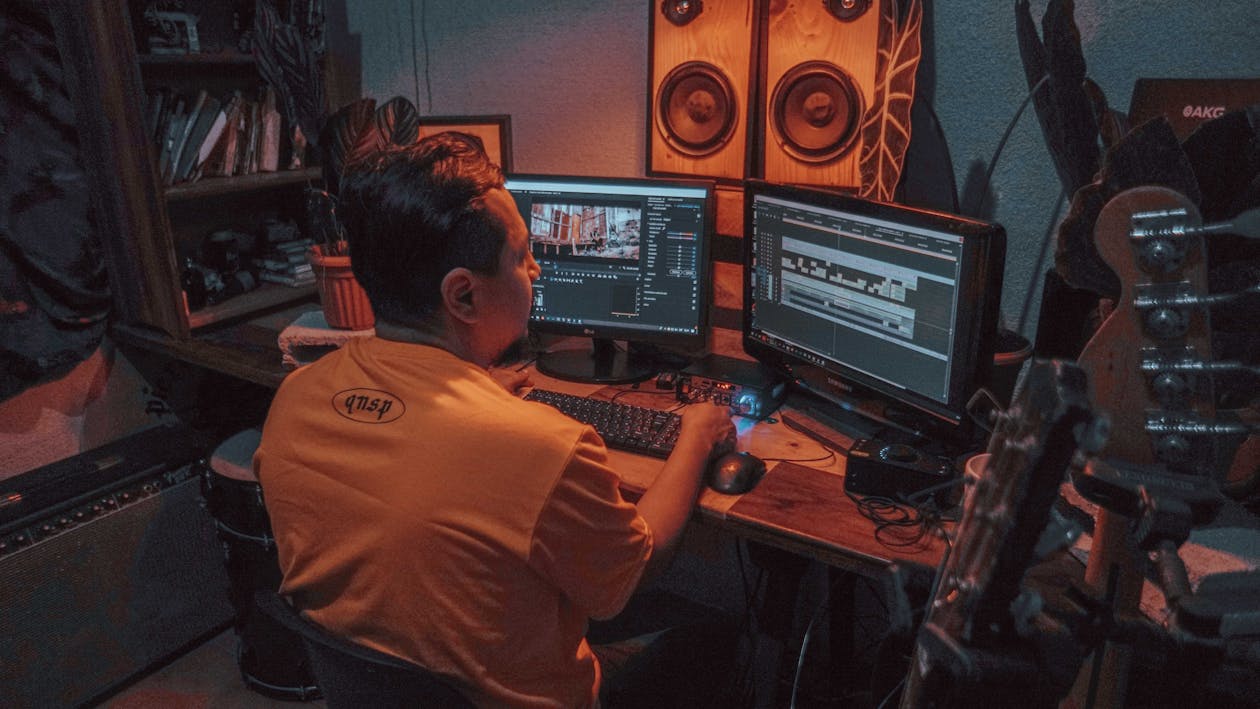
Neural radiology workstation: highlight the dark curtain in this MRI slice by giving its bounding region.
[0,0,111,401]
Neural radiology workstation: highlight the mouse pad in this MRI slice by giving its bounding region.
[727,461,942,571]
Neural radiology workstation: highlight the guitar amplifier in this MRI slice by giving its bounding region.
[0,424,234,709]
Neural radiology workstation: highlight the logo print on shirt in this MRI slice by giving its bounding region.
[333,388,405,423]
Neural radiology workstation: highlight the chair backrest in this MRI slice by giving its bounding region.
[253,590,473,709]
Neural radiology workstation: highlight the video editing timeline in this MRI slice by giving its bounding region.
[507,179,706,335]
[750,194,965,403]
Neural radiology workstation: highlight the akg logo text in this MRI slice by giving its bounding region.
[334,388,405,423]
[1183,105,1226,119]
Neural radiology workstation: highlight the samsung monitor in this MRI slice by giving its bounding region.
[504,174,715,383]
[743,180,1006,446]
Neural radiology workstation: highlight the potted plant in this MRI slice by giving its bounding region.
[301,94,436,330]
[305,189,374,330]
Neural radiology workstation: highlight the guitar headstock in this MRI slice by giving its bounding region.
[1079,186,1215,475]
[932,359,1096,642]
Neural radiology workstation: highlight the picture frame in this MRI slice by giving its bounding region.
[415,115,514,173]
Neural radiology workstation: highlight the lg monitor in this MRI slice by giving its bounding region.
[504,174,714,383]
[742,180,1006,446]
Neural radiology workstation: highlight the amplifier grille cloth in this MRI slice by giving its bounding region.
[0,472,233,708]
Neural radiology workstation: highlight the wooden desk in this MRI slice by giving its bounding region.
[524,368,948,577]
[117,310,948,576]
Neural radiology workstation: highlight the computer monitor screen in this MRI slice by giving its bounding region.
[504,174,714,383]
[743,180,1005,444]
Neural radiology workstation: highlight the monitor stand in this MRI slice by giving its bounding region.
[535,338,655,384]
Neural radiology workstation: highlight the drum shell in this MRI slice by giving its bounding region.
[199,459,319,700]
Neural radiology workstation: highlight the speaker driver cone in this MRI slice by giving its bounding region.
[770,61,863,163]
[656,61,738,156]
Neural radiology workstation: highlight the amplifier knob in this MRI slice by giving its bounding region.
[41,524,55,534]
[14,533,30,546]
[0,541,8,555]
[58,517,71,527]
[91,504,104,515]
[74,510,87,522]
[102,497,117,509]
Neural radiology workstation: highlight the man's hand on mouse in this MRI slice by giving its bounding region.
[680,403,736,460]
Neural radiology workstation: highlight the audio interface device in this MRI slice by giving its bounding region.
[674,354,788,419]
[843,437,955,502]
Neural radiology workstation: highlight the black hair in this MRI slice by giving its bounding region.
[337,132,506,326]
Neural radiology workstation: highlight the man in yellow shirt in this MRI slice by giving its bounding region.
[255,132,736,707]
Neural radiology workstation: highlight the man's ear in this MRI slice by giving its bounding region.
[440,268,479,324]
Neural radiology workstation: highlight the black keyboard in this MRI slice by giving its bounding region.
[524,388,682,459]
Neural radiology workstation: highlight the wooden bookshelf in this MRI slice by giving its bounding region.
[137,52,255,67]
[52,1,327,341]
[165,167,322,202]
[187,282,317,330]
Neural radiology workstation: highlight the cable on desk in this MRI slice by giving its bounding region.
[760,444,838,467]
[780,412,855,454]
[845,490,950,550]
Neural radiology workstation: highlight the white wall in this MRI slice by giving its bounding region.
[343,0,1260,338]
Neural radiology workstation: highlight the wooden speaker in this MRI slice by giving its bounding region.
[759,0,883,188]
[649,0,758,180]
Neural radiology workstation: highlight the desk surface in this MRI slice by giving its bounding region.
[525,367,948,576]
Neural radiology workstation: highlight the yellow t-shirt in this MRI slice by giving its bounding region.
[255,338,652,707]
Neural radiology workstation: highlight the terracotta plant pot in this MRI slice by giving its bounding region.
[307,244,374,330]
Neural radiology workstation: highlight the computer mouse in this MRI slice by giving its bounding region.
[707,451,767,495]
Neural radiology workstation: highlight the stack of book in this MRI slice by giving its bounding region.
[145,84,284,186]
[253,236,316,288]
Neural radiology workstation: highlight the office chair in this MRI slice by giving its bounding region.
[253,590,474,709]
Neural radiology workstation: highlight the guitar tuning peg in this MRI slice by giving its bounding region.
[1200,206,1260,240]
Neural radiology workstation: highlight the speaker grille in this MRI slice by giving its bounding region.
[0,472,233,708]
[656,61,739,157]
[769,61,863,164]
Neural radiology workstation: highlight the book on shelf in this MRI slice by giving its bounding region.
[200,92,243,179]
[259,85,281,172]
[193,101,229,171]
[242,99,260,175]
[165,89,206,186]
[157,96,186,182]
[145,87,170,143]
[258,270,316,287]
[254,255,312,271]
[174,93,221,183]
[267,236,311,254]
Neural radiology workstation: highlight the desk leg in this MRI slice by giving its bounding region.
[829,567,858,701]
[748,542,811,708]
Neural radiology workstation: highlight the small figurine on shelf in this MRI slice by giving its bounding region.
[143,1,200,55]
